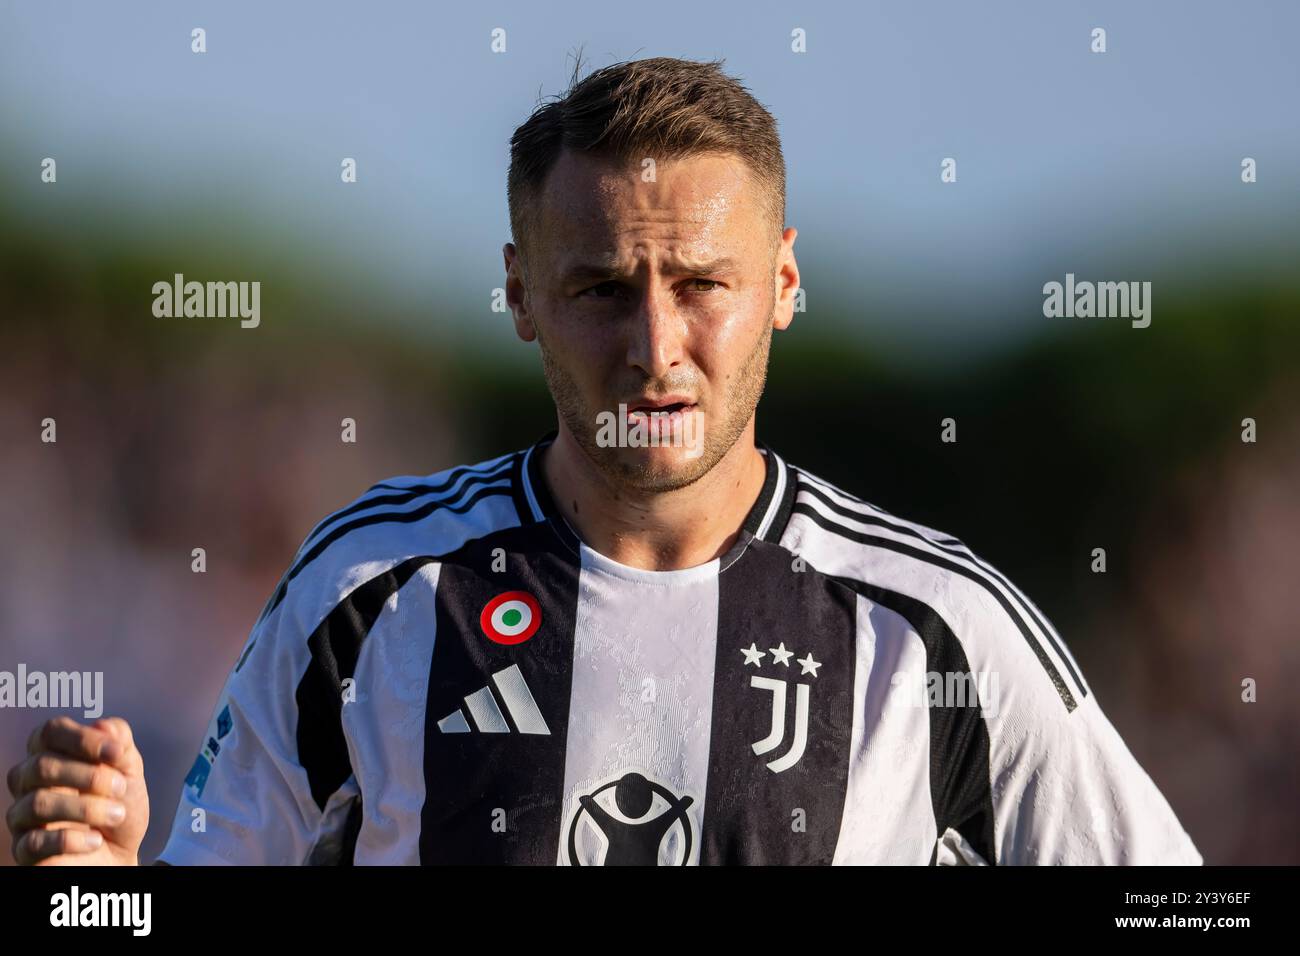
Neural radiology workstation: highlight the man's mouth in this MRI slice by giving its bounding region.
[624,396,697,422]
[597,396,705,455]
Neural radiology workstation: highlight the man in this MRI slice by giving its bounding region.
[5,57,1200,865]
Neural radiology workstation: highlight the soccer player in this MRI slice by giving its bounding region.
[5,57,1201,866]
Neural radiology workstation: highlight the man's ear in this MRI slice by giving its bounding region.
[772,226,799,332]
[503,242,537,342]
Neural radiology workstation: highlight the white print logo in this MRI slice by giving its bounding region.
[436,663,551,735]
[151,273,261,328]
[50,886,151,936]
[1042,273,1150,328]
[888,669,1001,718]
[595,403,704,459]
[0,664,103,719]
[563,768,699,866]
[742,642,820,773]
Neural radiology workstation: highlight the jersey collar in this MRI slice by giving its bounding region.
[746,441,797,544]
[518,430,797,548]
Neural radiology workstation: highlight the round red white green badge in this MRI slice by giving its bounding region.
[480,591,541,644]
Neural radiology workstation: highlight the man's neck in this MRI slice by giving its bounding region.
[541,422,768,571]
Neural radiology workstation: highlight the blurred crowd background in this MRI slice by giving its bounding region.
[2,1,1297,865]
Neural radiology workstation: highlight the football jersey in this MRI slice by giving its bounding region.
[159,432,1202,865]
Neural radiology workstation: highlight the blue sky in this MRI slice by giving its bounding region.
[3,0,1297,361]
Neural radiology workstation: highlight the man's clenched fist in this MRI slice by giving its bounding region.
[6,716,149,865]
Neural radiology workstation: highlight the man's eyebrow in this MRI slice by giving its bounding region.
[560,257,741,282]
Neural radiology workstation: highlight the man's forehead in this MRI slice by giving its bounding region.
[538,149,763,262]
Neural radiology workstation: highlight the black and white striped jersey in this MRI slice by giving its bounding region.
[160,432,1201,866]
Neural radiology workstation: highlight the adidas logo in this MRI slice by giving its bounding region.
[437,663,551,735]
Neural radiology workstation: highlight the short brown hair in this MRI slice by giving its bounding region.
[507,55,786,276]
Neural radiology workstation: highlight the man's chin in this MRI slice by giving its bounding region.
[597,443,713,493]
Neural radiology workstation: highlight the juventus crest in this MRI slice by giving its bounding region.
[741,642,822,773]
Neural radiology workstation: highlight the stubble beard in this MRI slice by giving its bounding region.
[538,320,773,496]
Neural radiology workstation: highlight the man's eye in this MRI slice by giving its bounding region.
[579,281,622,299]
[577,279,719,299]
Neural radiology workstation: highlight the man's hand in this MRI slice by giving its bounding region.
[6,716,149,865]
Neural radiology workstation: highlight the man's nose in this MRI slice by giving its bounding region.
[624,285,686,378]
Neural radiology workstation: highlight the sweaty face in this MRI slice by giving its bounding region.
[520,149,782,492]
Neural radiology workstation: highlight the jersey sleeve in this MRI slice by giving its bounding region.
[157,557,358,865]
[986,664,1203,865]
